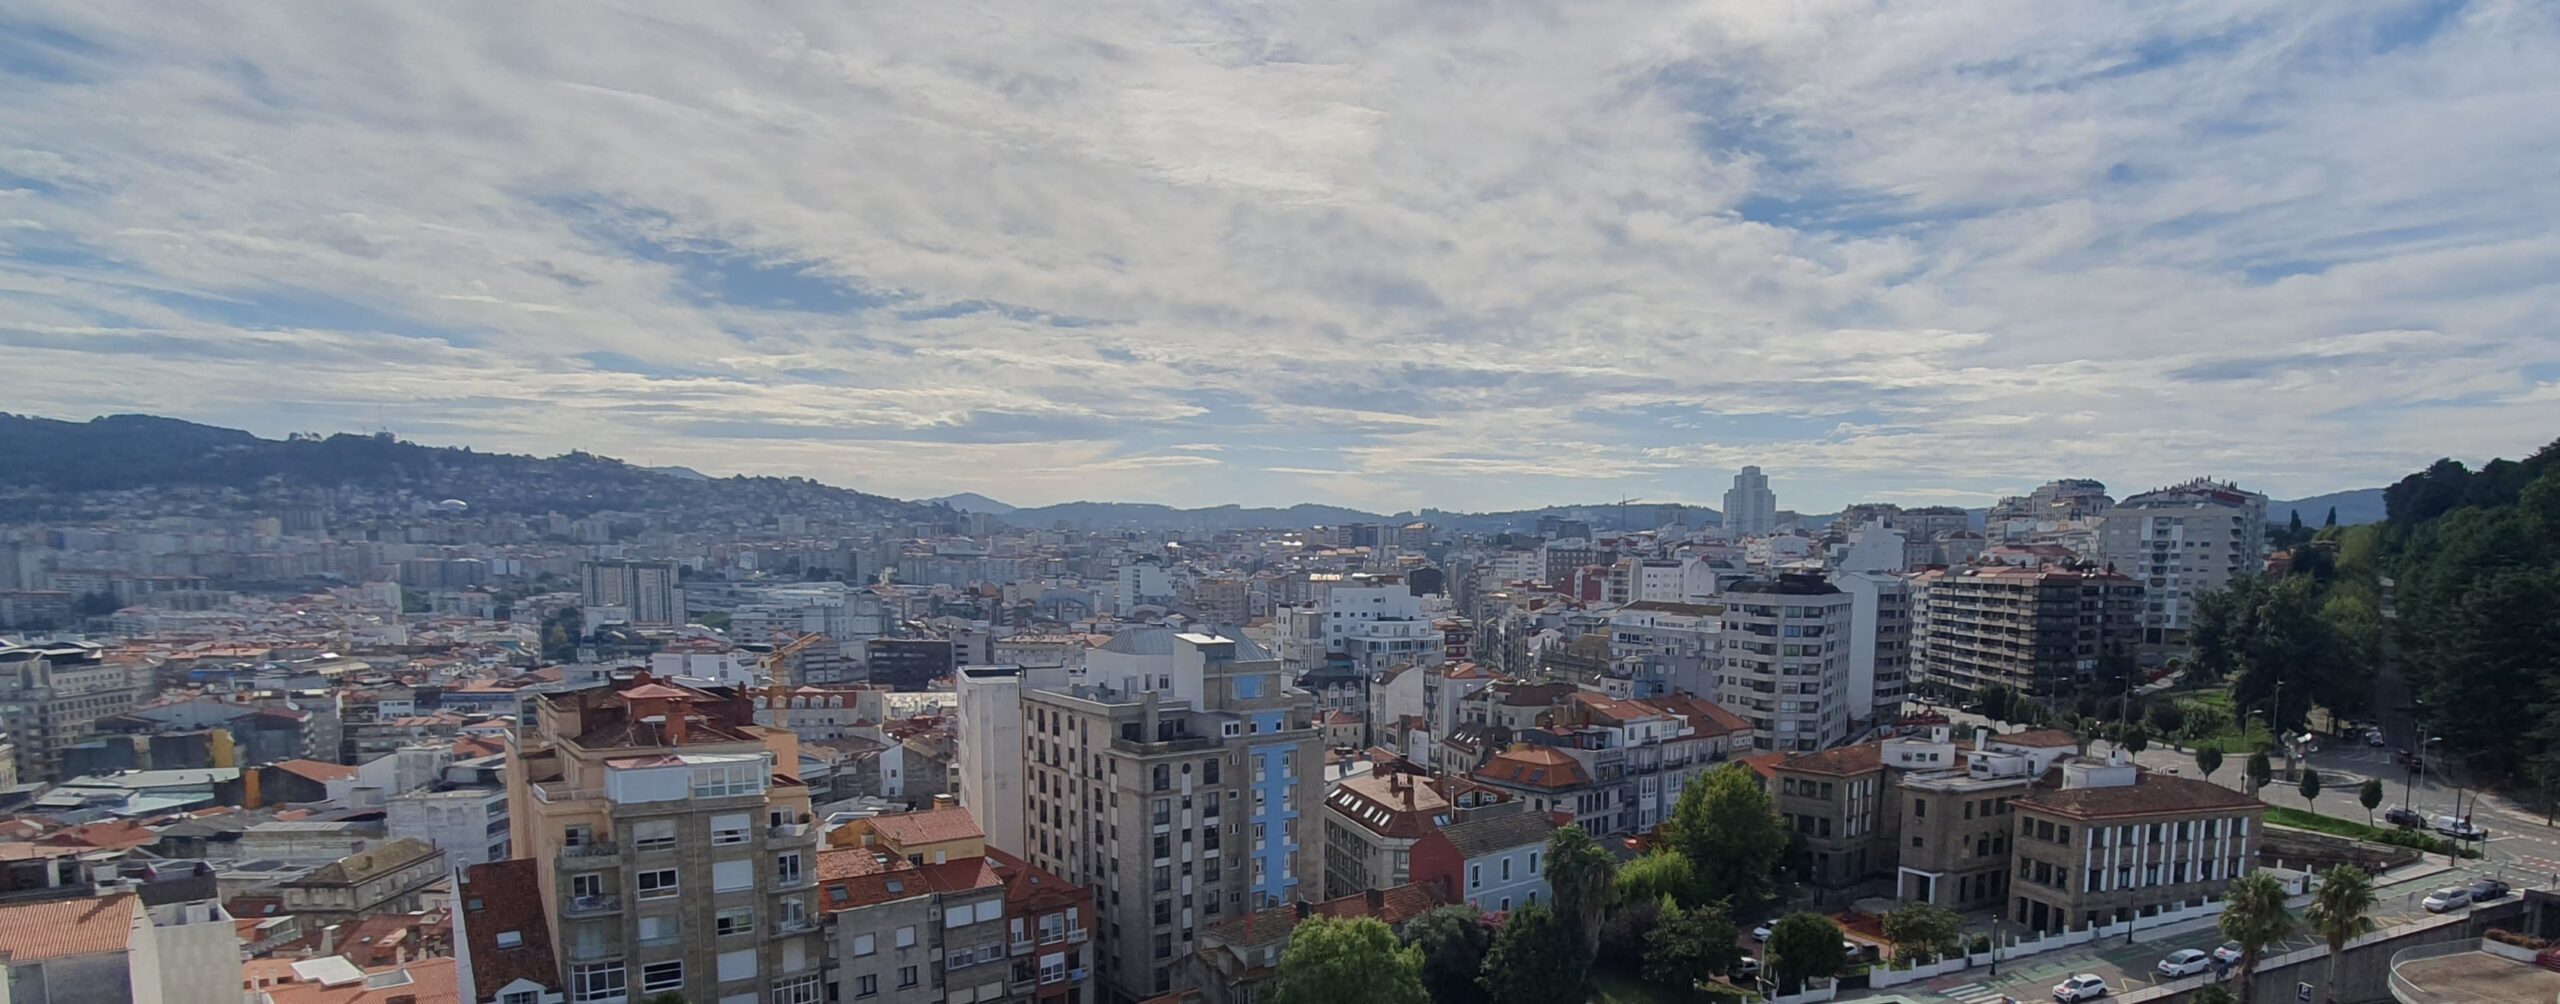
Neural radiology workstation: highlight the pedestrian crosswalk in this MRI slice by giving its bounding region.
[1933,981,2016,1004]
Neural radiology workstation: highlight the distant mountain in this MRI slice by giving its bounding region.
[2268,488,2386,527]
[994,499,1715,534]
[0,413,938,522]
[646,465,712,481]
[930,492,1018,515]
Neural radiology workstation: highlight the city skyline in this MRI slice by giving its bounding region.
[6,3,2557,512]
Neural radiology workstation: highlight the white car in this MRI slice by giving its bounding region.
[2211,941,2244,965]
[2423,886,2474,913]
[2157,949,2211,977]
[1751,922,1773,941]
[2053,973,2109,1001]
[1732,956,1760,978]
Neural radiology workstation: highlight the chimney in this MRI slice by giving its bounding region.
[319,922,340,956]
[1294,900,1313,920]
[1974,727,1990,751]
[1366,888,1385,913]
[1141,690,1161,742]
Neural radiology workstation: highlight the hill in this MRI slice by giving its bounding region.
[930,492,1018,515]
[2267,488,2387,527]
[0,413,938,522]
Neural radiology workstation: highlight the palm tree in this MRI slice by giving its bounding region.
[2218,872,2296,1004]
[2302,866,2377,1003]
[1545,827,1617,964]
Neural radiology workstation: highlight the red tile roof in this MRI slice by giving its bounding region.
[1995,729,2079,749]
[1473,746,1592,790]
[0,893,140,962]
[1777,742,1885,776]
[2016,769,2266,819]
[458,859,557,1000]
[260,957,459,1004]
[863,806,983,847]
[272,759,359,784]
[38,819,158,851]
[1638,694,1751,737]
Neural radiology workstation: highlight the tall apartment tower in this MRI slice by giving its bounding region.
[1722,466,1778,537]
[1718,573,1853,752]
[1909,565,2143,702]
[2097,479,2266,653]
[580,559,684,626]
[506,676,826,1004]
[1017,633,1325,1001]
[1832,570,1910,727]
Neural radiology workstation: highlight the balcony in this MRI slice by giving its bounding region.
[1067,927,1089,944]
[562,893,622,917]
[530,781,604,805]
[1011,938,1035,956]
[774,915,819,935]
[558,842,620,869]
[769,820,814,841]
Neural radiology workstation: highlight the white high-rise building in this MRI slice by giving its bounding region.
[2098,478,2267,652]
[1723,466,1779,537]
[1718,573,1853,751]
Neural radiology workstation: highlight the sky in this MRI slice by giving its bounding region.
[3,1,2558,514]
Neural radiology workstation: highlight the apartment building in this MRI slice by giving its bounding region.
[820,808,1095,1004]
[505,675,824,1004]
[1832,571,1910,727]
[1016,633,1325,1001]
[1406,807,1556,913]
[579,559,682,627]
[1718,574,1853,752]
[0,640,142,783]
[1320,768,1462,898]
[1909,564,2142,702]
[1891,731,2075,911]
[2009,756,2264,935]
[1723,466,1778,537]
[2098,479,2267,652]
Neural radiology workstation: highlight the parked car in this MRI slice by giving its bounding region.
[2157,949,2212,977]
[2469,878,2511,901]
[2053,973,2110,1001]
[2365,730,2387,747]
[1733,956,1761,979]
[2383,807,2425,829]
[2422,885,2474,912]
[2434,816,2489,840]
[2211,941,2245,965]
[1750,922,1773,941]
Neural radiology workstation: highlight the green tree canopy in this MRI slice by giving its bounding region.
[1546,826,1617,962]
[2303,866,2377,1004]
[1480,905,1588,1004]
[1766,912,1847,994]
[2358,778,2385,825]
[1400,905,1494,1004]
[1642,903,1743,988]
[1880,902,1964,963]
[2195,746,2224,785]
[1273,916,1428,1004]
[2218,872,2296,1004]
[1659,764,1788,911]
[2245,751,2274,792]
[1614,849,1700,908]
[2299,769,2322,811]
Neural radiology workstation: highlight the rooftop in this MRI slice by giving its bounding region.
[2390,946,2560,1003]
[1778,742,1885,776]
[0,893,139,961]
[2015,768,2263,819]
[1474,746,1592,790]
[861,806,985,848]
[457,859,557,1001]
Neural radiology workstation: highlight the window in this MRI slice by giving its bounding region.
[855,974,879,998]
[569,873,604,899]
[502,992,539,1004]
[712,812,752,845]
[898,966,918,988]
[773,975,822,1004]
[564,825,594,848]
[694,761,766,798]
[632,819,676,852]
[1470,864,1482,889]
[776,852,804,885]
[638,868,679,899]
[642,961,684,993]
[717,907,755,937]
[896,925,917,948]
[1501,858,1512,881]
[855,932,877,956]
[638,915,677,945]
[719,949,757,982]
[1913,798,1926,818]
[1528,851,1540,876]
[571,961,625,1002]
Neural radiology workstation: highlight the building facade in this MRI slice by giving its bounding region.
[1718,575,1853,752]
[1910,565,2142,702]
[1723,466,1778,537]
[2098,479,2267,652]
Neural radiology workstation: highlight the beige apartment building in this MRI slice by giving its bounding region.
[1017,633,1325,1001]
[2008,756,2264,935]
[2098,479,2267,653]
[506,675,824,1004]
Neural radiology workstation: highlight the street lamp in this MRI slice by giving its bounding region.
[1987,909,2003,976]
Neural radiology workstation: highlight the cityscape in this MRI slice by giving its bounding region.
[5,3,2559,1004]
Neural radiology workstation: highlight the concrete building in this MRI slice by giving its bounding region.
[818,809,1094,1004]
[1832,570,1911,727]
[2009,755,2265,935]
[1718,574,1853,752]
[1319,768,1461,898]
[0,641,141,783]
[579,559,683,627]
[1016,633,1325,1001]
[1890,729,2074,911]
[278,837,446,924]
[387,784,511,867]
[2098,479,2267,652]
[1723,466,1778,537]
[505,676,824,1004]
[956,664,1069,858]
[1910,565,2143,702]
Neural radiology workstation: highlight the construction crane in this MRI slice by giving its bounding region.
[760,632,824,688]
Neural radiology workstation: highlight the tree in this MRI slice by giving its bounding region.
[2148,701,2187,739]
[2218,872,2296,1004]
[1480,905,1587,1004]
[2324,506,2338,528]
[1401,906,1494,1004]
[1546,827,1616,963]
[2196,747,2225,787]
[1880,902,1964,964]
[2191,986,2238,1004]
[1643,903,1743,988]
[1660,764,1788,911]
[1767,913,1846,993]
[2303,866,2377,1004]
[1599,896,1666,971]
[2122,724,2152,757]
[1614,849,1699,908]
[2358,778,2385,826]
[2246,751,2274,793]
[2298,769,2322,812]
[1273,916,1428,1004]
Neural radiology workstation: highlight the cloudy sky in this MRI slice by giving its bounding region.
[4,1,2557,513]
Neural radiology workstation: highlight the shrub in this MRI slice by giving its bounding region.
[1967,934,1991,954]
[2488,929,2551,950]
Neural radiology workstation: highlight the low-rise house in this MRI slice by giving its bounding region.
[1407,807,1557,913]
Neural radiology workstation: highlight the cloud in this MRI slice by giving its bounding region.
[1,0,2556,510]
